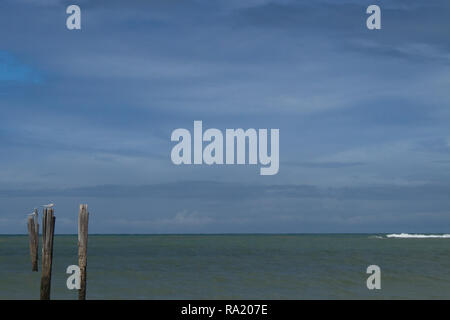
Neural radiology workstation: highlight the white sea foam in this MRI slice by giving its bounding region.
[386,233,450,239]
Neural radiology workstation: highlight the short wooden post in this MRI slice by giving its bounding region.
[40,208,55,300]
[27,214,38,271]
[78,204,89,300]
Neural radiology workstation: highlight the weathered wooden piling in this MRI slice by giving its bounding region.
[40,208,55,300]
[34,208,39,264]
[27,214,38,271]
[78,204,89,300]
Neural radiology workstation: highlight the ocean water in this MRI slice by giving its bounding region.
[1,234,449,299]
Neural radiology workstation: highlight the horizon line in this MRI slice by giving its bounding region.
[1,232,446,236]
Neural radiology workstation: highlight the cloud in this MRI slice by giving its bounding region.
[284,161,366,168]
[415,138,450,154]
[348,39,450,64]
[112,210,213,228]
[0,1,450,233]
[2,180,450,202]
[1,180,450,233]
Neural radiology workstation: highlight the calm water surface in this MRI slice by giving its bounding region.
[1,234,449,299]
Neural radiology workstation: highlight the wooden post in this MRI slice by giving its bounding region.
[78,204,89,300]
[27,214,38,271]
[34,208,39,266]
[40,208,55,300]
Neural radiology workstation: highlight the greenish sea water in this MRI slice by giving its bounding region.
[0,234,449,299]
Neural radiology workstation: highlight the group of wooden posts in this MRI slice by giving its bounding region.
[27,204,89,300]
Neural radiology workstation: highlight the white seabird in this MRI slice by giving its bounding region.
[42,203,54,208]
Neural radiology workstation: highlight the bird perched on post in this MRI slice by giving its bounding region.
[42,203,54,208]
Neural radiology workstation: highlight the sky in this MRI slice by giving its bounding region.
[0,0,449,233]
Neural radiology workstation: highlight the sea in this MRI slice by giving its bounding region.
[1,234,449,299]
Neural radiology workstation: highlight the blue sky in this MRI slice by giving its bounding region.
[1,0,449,233]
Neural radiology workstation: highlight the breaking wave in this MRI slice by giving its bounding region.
[386,233,450,239]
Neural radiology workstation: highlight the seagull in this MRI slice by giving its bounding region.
[42,203,54,208]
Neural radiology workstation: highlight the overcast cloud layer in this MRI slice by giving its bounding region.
[1,0,449,233]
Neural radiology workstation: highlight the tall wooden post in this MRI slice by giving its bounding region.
[27,214,38,271]
[34,208,39,266]
[40,208,55,300]
[78,204,89,300]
